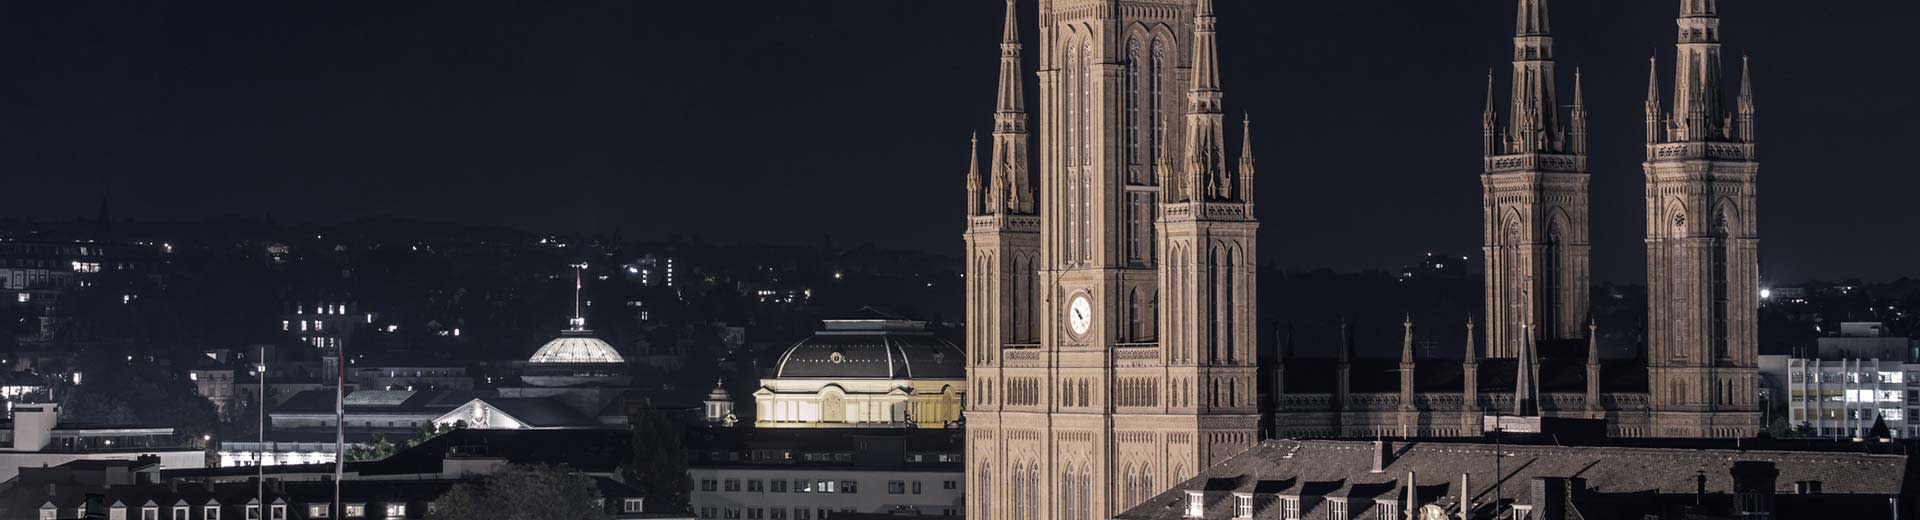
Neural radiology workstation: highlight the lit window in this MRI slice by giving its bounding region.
[385,504,406,517]
[344,504,364,517]
[1186,492,1205,518]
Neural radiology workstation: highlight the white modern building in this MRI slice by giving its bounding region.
[1762,322,1920,438]
[0,403,204,483]
[689,429,965,520]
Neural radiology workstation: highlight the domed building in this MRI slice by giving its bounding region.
[753,309,965,428]
[519,315,633,388]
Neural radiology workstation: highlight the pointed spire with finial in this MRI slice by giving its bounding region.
[1514,323,1537,416]
[1238,114,1254,203]
[1586,318,1600,366]
[966,132,983,216]
[1645,55,1663,144]
[1401,316,1416,365]
[1464,315,1478,365]
[570,263,587,331]
[1482,70,1498,156]
[989,0,1032,215]
[1737,55,1756,143]
[1505,0,1558,154]
[1184,0,1227,203]
[1570,67,1588,156]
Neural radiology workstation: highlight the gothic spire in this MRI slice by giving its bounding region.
[1464,316,1477,364]
[1644,55,1663,144]
[1737,56,1755,143]
[1570,68,1587,156]
[966,132,983,216]
[1238,114,1254,203]
[990,0,1033,215]
[1506,0,1558,154]
[1184,0,1228,202]
[1401,317,1416,365]
[1586,318,1600,366]
[1672,0,1725,141]
[1514,324,1538,416]
[1481,70,1498,156]
[1515,0,1549,36]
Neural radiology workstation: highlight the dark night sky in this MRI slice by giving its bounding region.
[0,1,1914,282]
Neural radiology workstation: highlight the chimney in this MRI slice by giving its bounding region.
[1730,461,1779,519]
[1457,474,1471,519]
[1694,471,1708,506]
[1370,440,1391,473]
[1528,477,1568,520]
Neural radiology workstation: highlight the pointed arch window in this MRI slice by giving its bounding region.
[1711,211,1731,360]
[1027,463,1041,520]
[980,464,992,520]
[1064,37,1082,266]
[1543,221,1563,336]
[1124,465,1138,506]
[1126,37,1144,175]
[1012,464,1026,520]
[1079,466,1092,520]
[1150,39,1169,167]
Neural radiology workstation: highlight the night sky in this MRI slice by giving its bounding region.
[0,1,1914,282]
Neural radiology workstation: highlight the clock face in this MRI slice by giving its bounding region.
[1068,295,1092,337]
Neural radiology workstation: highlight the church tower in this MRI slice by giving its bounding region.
[1643,0,1760,438]
[964,0,1041,518]
[1480,0,1589,359]
[966,1,1256,520]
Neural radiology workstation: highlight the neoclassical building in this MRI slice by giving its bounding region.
[964,1,1260,520]
[963,1,1768,518]
[753,310,966,429]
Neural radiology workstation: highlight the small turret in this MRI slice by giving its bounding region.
[1737,56,1755,144]
[966,133,983,217]
[1645,56,1663,144]
[1481,71,1498,156]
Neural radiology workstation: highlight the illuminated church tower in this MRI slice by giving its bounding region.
[1642,0,1761,438]
[965,1,1257,520]
[1480,0,1589,358]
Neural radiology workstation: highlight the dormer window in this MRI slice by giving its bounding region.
[385,504,407,517]
[1374,500,1396,520]
[173,507,190,519]
[1283,497,1301,520]
[1185,491,1205,518]
[1234,494,1253,519]
[270,504,287,520]
[625,499,646,513]
[307,504,331,518]
[205,505,221,520]
[343,504,365,518]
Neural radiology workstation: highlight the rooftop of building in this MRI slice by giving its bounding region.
[1116,437,1913,520]
[772,308,963,380]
